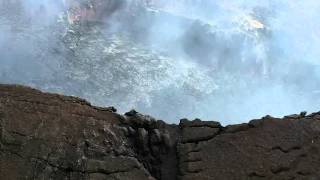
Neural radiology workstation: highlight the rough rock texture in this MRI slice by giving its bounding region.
[0,84,177,180]
[1,84,320,180]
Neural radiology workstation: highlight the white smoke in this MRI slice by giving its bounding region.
[133,0,320,124]
[0,0,319,125]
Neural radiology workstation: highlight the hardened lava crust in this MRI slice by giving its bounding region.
[1,84,320,180]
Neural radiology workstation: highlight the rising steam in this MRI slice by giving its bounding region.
[0,0,319,125]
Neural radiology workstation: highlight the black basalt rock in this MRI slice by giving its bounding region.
[1,84,320,180]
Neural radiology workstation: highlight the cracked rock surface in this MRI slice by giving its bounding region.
[1,84,320,180]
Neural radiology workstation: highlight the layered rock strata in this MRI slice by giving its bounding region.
[1,84,320,180]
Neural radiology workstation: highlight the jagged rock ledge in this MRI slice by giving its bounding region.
[1,84,320,180]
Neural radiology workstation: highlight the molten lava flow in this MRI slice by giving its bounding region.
[243,15,265,30]
[63,0,151,24]
[63,0,96,24]
[62,0,203,24]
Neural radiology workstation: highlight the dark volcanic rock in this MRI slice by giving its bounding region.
[1,84,320,180]
[0,84,159,180]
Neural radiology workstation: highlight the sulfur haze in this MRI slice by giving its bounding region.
[0,0,319,125]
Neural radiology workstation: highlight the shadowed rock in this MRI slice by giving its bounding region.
[1,84,320,180]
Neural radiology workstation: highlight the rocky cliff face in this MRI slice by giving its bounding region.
[1,84,320,180]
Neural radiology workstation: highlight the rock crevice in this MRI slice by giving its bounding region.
[1,84,320,180]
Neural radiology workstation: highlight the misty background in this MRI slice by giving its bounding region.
[0,0,319,125]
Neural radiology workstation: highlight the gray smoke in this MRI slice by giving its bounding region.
[0,0,319,125]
